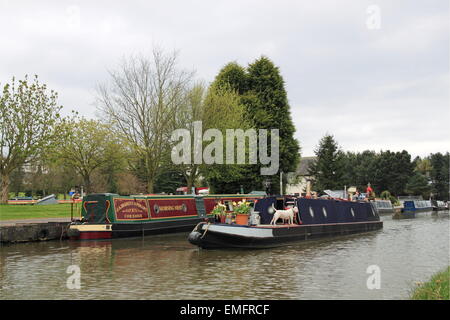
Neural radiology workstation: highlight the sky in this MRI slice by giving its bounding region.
[0,0,448,158]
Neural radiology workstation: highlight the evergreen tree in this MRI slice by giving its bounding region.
[213,62,248,95]
[205,57,300,194]
[308,134,344,193]
[405,172,431,198]
[429,152,449,200]
[246,56,300,194]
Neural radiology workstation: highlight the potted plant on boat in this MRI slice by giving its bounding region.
[233,199,251,225]
[211,202,227,223]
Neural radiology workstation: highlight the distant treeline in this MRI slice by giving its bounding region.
[308,135,449,200]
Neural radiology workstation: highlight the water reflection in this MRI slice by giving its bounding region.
[1,211,448,299]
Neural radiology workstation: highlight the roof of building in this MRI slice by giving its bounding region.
[296,156,316,176]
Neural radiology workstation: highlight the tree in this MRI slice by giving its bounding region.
[199,83,251,193]
[172,83,207,192]
[429,152,449,200]
[209,57,301,194]
[97,48,192,193]
[53,118,124,194]
[0,75,62,203]
[246,57,300,194]
[308,134,345,193]
[368,150,413,196]
[405,172,431,198]
[213,62,249,95]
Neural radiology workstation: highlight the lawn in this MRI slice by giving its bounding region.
[0,203,81,221]
[411,267,450,300]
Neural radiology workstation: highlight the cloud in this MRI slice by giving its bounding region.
[0,0,448,158]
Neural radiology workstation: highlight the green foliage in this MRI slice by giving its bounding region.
[52,118,126,193]
[429,152,449,201]
[380,190,391,199]
[154,166,186,194]
[211,202,227,216]
[213,62,249,94]
[308,134,345,193]
[246,57,300,194]
[411,267,450,300]
[200,78,254,194]
[380,190,399,205]
[205,57,300,194]
[233,199,252,215]
[338,149,415,197]
[405,172,431,198]
[0,75,63,203]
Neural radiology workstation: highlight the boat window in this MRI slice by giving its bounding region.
[309,206,314,218]
[322,207,327,218]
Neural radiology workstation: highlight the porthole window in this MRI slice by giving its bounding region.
[309,206,315,218]
[322,207,327,218]
[350,208,355,218]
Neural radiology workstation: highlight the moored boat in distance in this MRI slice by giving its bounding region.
[188,197,383,249]
[371,199,395,214]
[431,200,448,211]
[401,200,433,213]
[392,199,433,219]
[67,193,264,240]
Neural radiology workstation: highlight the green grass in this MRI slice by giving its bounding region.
[411,267,450,300]
[0,203,81,221]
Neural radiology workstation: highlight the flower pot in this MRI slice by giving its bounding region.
[235,213,249,225]
[219,215,226,223]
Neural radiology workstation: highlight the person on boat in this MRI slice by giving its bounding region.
[366,183,375,200]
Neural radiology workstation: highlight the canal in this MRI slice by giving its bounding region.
[1,211,448,300]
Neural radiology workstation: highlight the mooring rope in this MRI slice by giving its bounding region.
[200,222,211,239]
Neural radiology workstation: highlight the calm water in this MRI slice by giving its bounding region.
[1,211,449,300]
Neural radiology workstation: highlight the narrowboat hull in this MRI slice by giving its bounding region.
[375,208,395,214]
[188,221,383,249]
[67,193,265,241]
[68,217,207,240]
[189,197,383,249]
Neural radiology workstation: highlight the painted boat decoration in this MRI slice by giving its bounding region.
[188,197,383,249]
[67,193,264,240]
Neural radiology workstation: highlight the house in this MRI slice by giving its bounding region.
[285,156,316,196]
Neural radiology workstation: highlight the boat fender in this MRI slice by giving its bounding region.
[188,231,202,246]
[67,228,81,238]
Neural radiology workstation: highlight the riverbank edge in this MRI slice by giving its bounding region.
[0,222,70,243]
[410,267,450,300]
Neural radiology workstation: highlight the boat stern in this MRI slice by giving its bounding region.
[68,223,113,240]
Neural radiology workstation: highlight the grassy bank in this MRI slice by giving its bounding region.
[411,267,450,300]
[0,203,79,221]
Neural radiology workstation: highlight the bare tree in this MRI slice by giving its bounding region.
[97,48,193,193]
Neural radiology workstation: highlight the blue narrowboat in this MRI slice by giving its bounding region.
[188,197,383,249]
[401,200,433,213]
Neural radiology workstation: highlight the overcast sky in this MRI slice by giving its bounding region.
[1,0,448,158]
